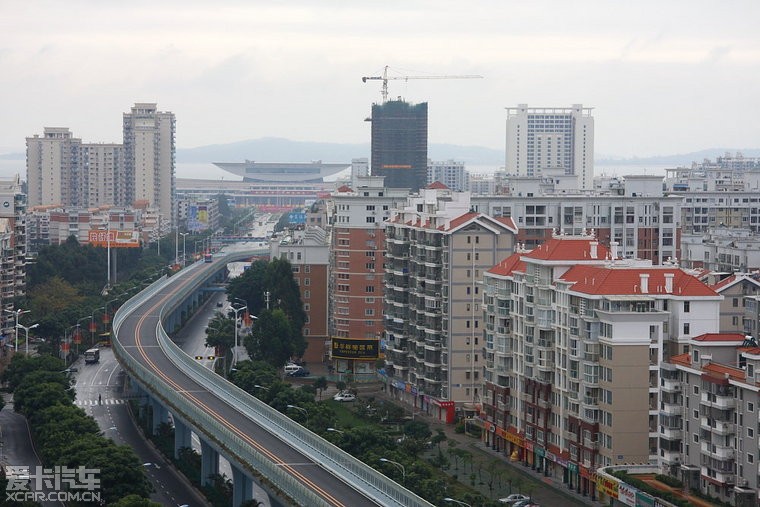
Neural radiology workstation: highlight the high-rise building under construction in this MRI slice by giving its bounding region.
[370,100,427,191]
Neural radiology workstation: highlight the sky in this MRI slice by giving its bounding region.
[2,0,760,159]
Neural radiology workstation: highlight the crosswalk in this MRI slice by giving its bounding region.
[74,398,125,406]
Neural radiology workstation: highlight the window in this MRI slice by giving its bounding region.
[748,402,755,412]
[749,453,755,464]
[303,303,310,312]
[304,290,310,299]
[693,385,699,395]
[304,278,310,286]
[692,433,699,443]
[365,286,375,293]
[684,301,690,313]
[748,427,755,438]
[683,323,690,335]
[693,409,699,419]
[733,298,739,308]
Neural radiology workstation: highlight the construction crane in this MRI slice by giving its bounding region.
[362,65,483,103]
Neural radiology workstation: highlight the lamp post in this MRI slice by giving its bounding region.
[17,323,39,355]
[4,308,30,353]
[180,232,189,266]
[286,405,308,418]
[230,301,247,367]
[90,306,105,346]
[379,458,406,483]
[443,498,471,507]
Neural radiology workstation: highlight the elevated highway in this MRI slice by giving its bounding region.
[112,248,433,506]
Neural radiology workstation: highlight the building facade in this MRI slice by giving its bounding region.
[0,176,27,343]
[383,184,518,422]
[481,233,721,500]
[26,127,83,207]
[505,104,594,190]
[427,159,469,192]
[123,103,176,225]
[370,100,428,191]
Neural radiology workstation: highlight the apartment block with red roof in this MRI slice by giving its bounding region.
[664,333,760,505]
[481,231,722,501]
[707,273,760,336]
[383,184,518,423]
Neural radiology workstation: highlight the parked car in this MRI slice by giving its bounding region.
[511,500,538,507]
[499,494,530,504]
[288,369,311,377]
[333,392,356,402]
[284,364,303,374]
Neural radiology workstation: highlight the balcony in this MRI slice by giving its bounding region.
[700,392,735,410]
[660,449,682,465]
[701,442,735,461]
[661,379,682,393]
[659,402,681,416]
[660,426,683,440]
[700,467,735,485]
[700,417,734,436]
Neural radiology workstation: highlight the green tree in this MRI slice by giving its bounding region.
[313,376,328,400]
[204,314,236,351]
[110,495,162,507]
[245,308,305,367]
[2,355,66,390]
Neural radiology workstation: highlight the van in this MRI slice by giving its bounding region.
[284,364,303,374]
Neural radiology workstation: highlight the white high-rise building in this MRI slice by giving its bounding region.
[427,159,470,191]
[26,127,83,207]
[505,104,594,190]
[123,103,176,225]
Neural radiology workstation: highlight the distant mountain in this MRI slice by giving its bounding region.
[596,149,760,167]
[177,137,505,165]
[0,152,23,160]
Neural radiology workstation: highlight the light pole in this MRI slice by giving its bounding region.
[17,323,39,355]
[4,308,30,353]
[379,458,406,483]
[90,306,105,346]
[326,427,344,435]
[230,301,247,367]
[286,404,308,418]
[443,498,471,507]
[180,232,189,266]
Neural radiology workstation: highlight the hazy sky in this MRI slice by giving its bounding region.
[2,1,760,158]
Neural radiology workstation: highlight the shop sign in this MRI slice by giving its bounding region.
[534,446,545,458]
[596,474,619,499]
[635,491,655,507]
[567,462,579,474]
[618,483,637,506]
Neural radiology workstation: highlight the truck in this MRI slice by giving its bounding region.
[84,348,100,364]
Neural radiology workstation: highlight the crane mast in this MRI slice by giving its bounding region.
[362,65,483,102]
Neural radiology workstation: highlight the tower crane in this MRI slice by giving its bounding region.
[362,65,483,103]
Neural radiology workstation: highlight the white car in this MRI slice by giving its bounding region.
[333,392,356,402]
[284,364,303,374]
[499,494,530,504]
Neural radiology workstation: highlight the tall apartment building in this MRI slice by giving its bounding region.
[82,143,125,208]
[472,178,682,264]
[481,233,721,500]
[0,176,27,341]
[328,177,409,379]
[505,104,594,190]
[123,103,176,226]
[269,227,330,364]
[427,159,469,192]
[383,184,517,423]
[370,100,427,191]
[663,335,760,506]
[26,127,83,207]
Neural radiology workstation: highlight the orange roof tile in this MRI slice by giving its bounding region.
[488,253,527,277]
[703,362,746,381]
[336,185,353,192]
[523,237,610,262]
[427,181,449,190]
[440,212,480,231]
[670,353,691,367]
[709,275,736,291]
[692,333,746,342]
[560,266,719,297]
[494,216,517,230]
[739,347,760,356]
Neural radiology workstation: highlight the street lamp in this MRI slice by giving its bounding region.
[286,405,308,418]
[230,301,247,367]
[378,458,406,482]
[443,498,471,507]
[180,232,189,266]
[4,308,30,352]
[17,323,39,355]
[326,427,344,435]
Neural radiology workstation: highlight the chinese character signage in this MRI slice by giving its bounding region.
[88,230,140,248]
[330,338,379,359]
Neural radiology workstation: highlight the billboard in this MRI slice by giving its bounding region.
[331,338,379,360]
[88,230,140,248]
[187,204,210,232]
[288,212,306,225]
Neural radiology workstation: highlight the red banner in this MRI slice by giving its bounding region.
[61,342,70,353]
[89,321,97,332]
[73,329,82,345]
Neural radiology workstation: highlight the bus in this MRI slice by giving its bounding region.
[84,348,100,364]
[204,253,213,263]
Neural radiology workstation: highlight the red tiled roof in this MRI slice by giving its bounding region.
[440,212,479,231]
[739,347,760,356]
[709,275,737,291]
[692,333,746,342]
[670,353,691,367]
[488,252,527,276]
[336,185,353,192]
[703,362,745,381]
[523,237,610,262]
[560,265,719,297]
[427,181,449,190]
[494,216,517,231]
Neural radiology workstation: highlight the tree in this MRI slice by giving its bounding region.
[245,308,305,367]
[313,376,328,400]
[204,314,236,351]
[2,355,66,390]
[110,495,162,507]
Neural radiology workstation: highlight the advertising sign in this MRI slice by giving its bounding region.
[88,230,140,248]
[187,204,210,232]
[618,483,637,506]
[330,338,379,359]
[596,474,619,499]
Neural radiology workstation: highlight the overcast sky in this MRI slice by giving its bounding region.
[2,0,760,158]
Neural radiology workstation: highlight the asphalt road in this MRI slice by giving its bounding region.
[71,348,208,507]
[117,256,380,507]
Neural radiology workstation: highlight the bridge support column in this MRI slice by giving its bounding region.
[200,439,219,487]
[173,418,192,458]
[150,398,168,435]
[231,463,254,507]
